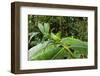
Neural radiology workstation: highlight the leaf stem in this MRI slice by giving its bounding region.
[62,45,75,58]
[51,48,64,59]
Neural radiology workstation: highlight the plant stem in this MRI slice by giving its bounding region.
[51,48,64,59]
[62,45,75,58]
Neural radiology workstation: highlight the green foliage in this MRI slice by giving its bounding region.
[38,23,45,34]
[28,15,88,60]
[28,32,39,43]
[51,32,61,42]
[31,44,61,60]
[44,23,50,34]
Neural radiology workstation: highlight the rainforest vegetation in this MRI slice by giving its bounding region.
[28,15,88,60]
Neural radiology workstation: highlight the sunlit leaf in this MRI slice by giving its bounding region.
[51,32,60,41]
[56,31,61,39]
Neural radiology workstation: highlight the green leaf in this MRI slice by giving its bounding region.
[73,49,87,58]
[51,32,60,41]
[28,41,50,60]
[73,51,81,58]
[51,48,72,59]
[31,44,61,60]
[56,31,61,39]
[61,37,88,58]
[61,37,87,46]
[69,43,87,50]
[44,23,50,34]
[38,23,45,34]
[28,32,39,43]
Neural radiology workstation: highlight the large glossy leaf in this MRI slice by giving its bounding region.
[61,37,87,45]
[31,44,62,60]
[61,37,88,58]
[28,41,50,60]
[70,44,88,58]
